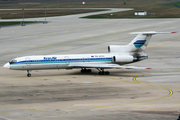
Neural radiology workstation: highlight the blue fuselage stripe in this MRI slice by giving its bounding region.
[12,57,113,65]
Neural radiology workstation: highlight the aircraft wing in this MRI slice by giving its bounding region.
[68,63,151,69]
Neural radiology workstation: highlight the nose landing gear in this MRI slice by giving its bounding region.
[27,70,31,77]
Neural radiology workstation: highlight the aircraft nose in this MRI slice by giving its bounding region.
[3,63,10,69]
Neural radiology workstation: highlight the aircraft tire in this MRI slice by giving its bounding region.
[27,73,31,77]
[99,72,102,75]
[98,71,110,75]
[106,71,110,75]
[88,69,92,73]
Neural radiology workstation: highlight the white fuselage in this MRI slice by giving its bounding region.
[7,53,115,70]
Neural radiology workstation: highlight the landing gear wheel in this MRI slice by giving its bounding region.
[27,70,31,77]
[97,68,110,75]
[87,69,92,73]
[99,72,102,75]
[81,69,84,73]
[27,73,31,77]
[81,69,92,73]
[105,71,110,75]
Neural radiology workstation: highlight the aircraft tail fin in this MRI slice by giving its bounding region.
[108,31,176,54]
[127,31,176,52]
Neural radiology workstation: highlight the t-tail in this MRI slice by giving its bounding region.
[108,31,176,61]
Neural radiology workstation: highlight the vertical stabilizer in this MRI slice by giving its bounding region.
[127,31,175,52]
[108,31,176,56]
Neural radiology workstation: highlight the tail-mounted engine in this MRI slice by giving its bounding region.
[108,45,127,53]
[113,55,135,63]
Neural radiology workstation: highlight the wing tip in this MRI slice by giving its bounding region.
[171,32,177,33]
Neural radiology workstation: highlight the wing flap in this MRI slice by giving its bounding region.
[68,63,151,69]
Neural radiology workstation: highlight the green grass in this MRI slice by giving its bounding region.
[166,2,180,6]
[0,21,42,27]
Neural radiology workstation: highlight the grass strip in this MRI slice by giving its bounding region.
[0,9,102,19]
[0,21,42,27]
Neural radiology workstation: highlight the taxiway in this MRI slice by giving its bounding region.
[0,8,180,120]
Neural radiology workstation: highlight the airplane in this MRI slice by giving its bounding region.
[3,31,176,77]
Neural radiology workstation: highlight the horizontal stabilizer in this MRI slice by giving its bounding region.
[130,31,176,35]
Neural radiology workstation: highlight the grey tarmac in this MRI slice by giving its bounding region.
[0,8,180,120]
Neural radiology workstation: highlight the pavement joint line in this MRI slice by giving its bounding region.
[148,41,174,48]
[0,29,149,57]
[1,32,178,58]
[0,33,116,57]
[168,87,180,89]
[0,116,11,120]
[97,75,135,83]
[0,71,23,76]
[134,101,180,105]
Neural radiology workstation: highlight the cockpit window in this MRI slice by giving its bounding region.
[9,59,17,64]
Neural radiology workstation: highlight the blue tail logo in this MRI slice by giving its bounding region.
[134,40,146,48]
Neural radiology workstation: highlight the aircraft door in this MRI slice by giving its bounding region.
[64,56,69,65]
[26,57,31,66]
[82,57,86,62]
[87,57,90,62]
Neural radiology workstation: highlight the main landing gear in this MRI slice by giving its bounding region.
[81,68,92,73]
[80,68,110,75]
[97,68,110,75]
[27,70,31,77]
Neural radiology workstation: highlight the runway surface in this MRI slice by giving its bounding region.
[0,8,180,120]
